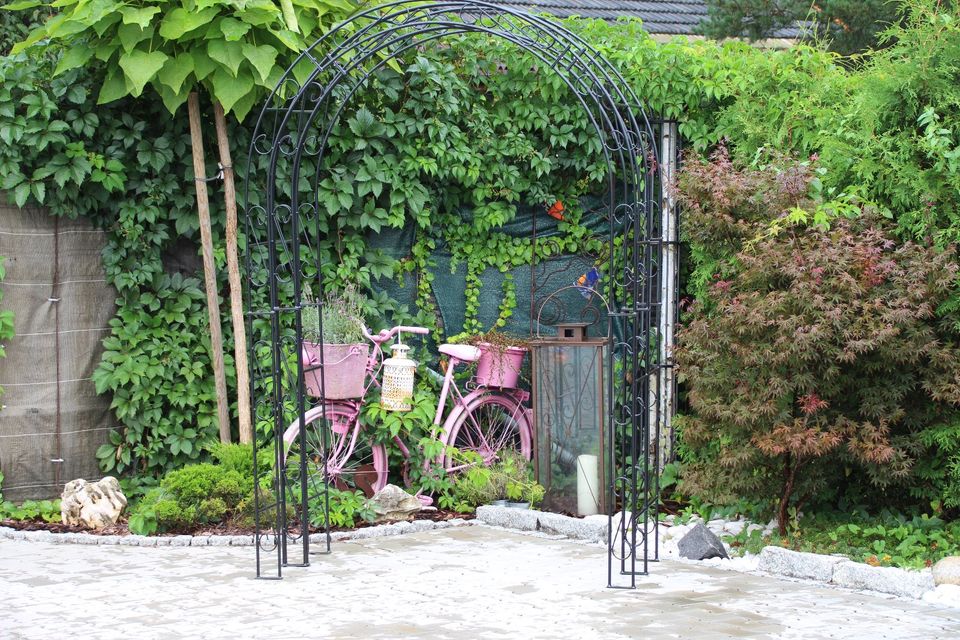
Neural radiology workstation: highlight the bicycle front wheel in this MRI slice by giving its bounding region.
[283,403,388,501]
[442,393,532,472]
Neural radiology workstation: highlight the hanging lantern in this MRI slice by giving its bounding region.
[381,342,417,411]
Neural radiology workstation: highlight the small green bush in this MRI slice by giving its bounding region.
[308,488,376,529]
[454,466,497,508]
[726,511,960,570]
[209,442,255,479]
[0,498,61,523]
[129,444,254,535]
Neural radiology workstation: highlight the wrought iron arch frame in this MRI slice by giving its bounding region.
[242,0,666,588]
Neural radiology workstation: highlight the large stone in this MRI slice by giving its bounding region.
[366,484,421,523]
[832,561,935,599]
[933,556,960,586]
[758,546,845,582]
[60,477,127,529]
[677,523,728,560]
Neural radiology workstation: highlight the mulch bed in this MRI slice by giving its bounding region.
[1,509,475,537]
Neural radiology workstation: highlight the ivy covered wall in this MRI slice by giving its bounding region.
[3,3,958,497]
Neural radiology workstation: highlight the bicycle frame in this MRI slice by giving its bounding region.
[432,354,531,471]
[288,324,532,484]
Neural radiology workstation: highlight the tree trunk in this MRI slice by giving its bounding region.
[187,92,231,444]
[212,101,252,445]
[778,452,798,537]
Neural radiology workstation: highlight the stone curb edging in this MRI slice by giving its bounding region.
[757,546,936,599]
[475,505,609,543]
[476,507,953,604]
[0,518,473,547]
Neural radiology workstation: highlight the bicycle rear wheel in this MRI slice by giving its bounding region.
[282,403,388,506]
[441,393,532,472]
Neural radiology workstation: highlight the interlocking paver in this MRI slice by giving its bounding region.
[1,526,958,639]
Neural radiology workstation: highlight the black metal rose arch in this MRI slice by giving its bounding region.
[241,1,670,588]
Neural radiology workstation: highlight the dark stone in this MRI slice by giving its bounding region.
[677,523,729,561]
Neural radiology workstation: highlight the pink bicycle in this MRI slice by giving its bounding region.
[281,325,533,497]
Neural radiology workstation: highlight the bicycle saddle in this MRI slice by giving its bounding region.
[438,344,482,362]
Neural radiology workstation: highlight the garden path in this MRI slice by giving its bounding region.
[0,525,957,639]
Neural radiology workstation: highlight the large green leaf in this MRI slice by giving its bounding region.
[46,17,90,39]
[97,68,128,104]
[157,54,196,96]
[208,39,244,77]
[270,27,302,52]
[278,0,299,33]
[117,23,154,52]
[120,6,161,29]
[119,49,169,97]
[208,66,254,114]
[0,0,43,9]
[192,51,216,81]
[230,89,258,122]
[241,43,278,84]
[53,45,93,76]
[156,83,192,115]
[158,7,220,40]
[218,17,251,41]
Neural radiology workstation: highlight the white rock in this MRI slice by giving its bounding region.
[922,584,960,608]
[746,524,764,536]
[932,556,960,586]
[723,521,746,536]
[60,477,127,529]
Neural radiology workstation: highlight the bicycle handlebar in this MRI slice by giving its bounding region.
[397,326,430,335]
[363,324,430,345]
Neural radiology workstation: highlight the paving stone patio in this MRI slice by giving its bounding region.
[1,526,958,639]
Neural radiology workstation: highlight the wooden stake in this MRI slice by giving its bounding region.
[213,101,252,445]
[187,92,231,444]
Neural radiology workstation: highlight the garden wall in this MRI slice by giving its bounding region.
[0,203,115,500]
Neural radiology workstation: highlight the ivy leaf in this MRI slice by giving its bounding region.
[31,181,45,203]
[120,6,161,29]
[157,54,195,96]
[158,7,219,40]
[13,182,30,208]
[66,86,86,105]
[53,45,93,76]
[209,67,254,114]
[241,43,277,84]
[119,49,168,97]
[208,40,244,77]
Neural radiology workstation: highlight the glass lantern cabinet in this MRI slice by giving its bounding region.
[531,324,608,516]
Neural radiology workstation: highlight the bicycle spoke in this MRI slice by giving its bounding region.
[450,395,528,468]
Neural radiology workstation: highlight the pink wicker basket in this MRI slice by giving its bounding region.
[475,344,527,389]
[302,341,370,399]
